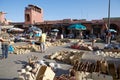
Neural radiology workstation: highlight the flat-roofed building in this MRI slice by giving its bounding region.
[25,4,43,25]
[0,12,9,25]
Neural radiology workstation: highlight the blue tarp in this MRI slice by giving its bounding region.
[35,33,41,37]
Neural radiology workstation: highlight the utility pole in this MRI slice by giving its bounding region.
[107,0,111,44]
[108,0,111,29]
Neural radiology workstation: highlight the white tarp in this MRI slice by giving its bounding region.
[0,25,14,29]
[8,27,24,32]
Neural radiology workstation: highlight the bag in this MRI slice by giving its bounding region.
[8,45,14,52]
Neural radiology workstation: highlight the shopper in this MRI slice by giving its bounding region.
[0,29,10,59]
[106,31,111,44]
[39,33,46,53]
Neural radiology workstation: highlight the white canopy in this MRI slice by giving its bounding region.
[8,27,24,32]
[0,25,14,29]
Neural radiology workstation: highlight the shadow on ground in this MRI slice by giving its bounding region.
[0,78,14,80]
[55,68,69,76]
[0,54,3,59]
[0,78,18,80]
[14,60,27,65]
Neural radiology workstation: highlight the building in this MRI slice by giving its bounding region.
[0,11,14,29]
[103,17,120,34]
[25,4,43,26]
[0,11,9,25]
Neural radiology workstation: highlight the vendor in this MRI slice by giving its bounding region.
[14,34,21,42]
[0,29,10,59]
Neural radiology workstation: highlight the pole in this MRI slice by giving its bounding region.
[107,0,111,44]
[108,0,111,29]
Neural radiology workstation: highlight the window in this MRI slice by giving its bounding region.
[25,14,30,21]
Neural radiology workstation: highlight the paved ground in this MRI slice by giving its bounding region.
[0,40,120,80]
[0,42,73,80]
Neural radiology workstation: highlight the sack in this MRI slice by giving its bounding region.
[36,66,55,80]
[8,45,14,52]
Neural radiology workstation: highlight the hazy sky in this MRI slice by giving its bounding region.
[0,0,120,22]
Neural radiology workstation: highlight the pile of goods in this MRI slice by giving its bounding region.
[18,64,40,80]
[46,40,66,47]
[72,60,108,73]
[71,60,120,80]
[95,50,120,58]
[68,39,80,43]
[104,44,120,50]
[48,50,84,65]
[35,39,66,48]
[13,39,68,55]
[74,71,113,80]
[13,44,40,54]
[59,39,71,43]
[71,40,99,51]
[18,55,40,80]
[18,55,55,80]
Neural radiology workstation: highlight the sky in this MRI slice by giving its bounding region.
[0,0,120,22]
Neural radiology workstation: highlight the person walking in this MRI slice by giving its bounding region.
[106,31,111,44]
[0,29,10,59]
[39,33,46,53]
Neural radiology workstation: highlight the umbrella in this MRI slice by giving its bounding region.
[8,28,24,32]
[108,29,117,33]
[29,26,42,32]
[51,29,59,32]
[68,24,86,30]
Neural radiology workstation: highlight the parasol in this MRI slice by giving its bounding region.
[108,29,117,33]
[51,29,59,32]
[68,24,86,30]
